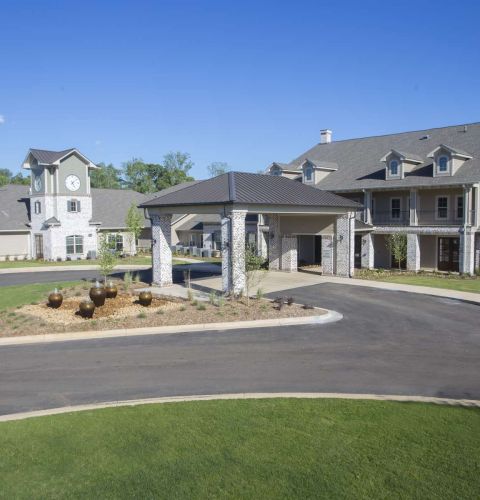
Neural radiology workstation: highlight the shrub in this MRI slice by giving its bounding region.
[123,272,133,292]
[137,312,147,319]
[209,290,217,305]
[187,288,194,302]
[180,306,186,312]
[256,288,264,300]
[217,294,225,308]
[197,303,206,311]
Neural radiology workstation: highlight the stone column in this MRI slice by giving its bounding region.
[268,214,281,270]
[221,216,231,293]
[321,235,334,275]
[361,233,374,269]
[406,233,420,272]
[335,213,354,277]
[280,235,297,272]
[460,229,475,275]
[151,214,173,286]
[221,210,247,295]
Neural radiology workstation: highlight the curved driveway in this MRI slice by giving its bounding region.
[0,283,478,415]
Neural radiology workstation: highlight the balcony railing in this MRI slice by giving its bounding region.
[372,210,471,226]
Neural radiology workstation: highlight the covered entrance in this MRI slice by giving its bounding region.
[140,172,359,295]
[438,237,460,272]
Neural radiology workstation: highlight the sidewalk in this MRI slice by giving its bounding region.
[193,271,480,304]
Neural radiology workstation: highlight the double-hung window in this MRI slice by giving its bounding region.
[67,200,80,213]
[66,235,83,255]
[456,196,464,220]
[304,167,313,182]
[438,156,449,173]
[391,198,401,220]
[437,196,448,219]
[389,160,399,176]
[108,233,123,252]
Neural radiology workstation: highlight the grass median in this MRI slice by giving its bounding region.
[1,398,479,499]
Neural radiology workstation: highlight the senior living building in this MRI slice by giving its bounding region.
[268,123,480,275]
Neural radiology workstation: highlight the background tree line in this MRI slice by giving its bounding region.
[0,152,232,193]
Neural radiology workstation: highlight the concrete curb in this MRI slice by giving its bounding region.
[1,392,478,422]
[0,264,151,275]
[0,310,343,347]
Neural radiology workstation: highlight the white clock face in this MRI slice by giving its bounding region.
[33,176,42,192]
[65,174,81,192]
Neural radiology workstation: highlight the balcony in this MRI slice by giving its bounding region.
[372,210,471,227]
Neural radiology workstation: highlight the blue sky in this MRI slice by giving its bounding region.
[1,0,479,178]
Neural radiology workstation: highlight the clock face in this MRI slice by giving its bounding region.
[33,176,42,192]
[65,174,81,192]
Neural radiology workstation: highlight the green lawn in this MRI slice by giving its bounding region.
[1,399,478,499]
[0,281,83,310]
[357,273,480,294]
[0,255,153,269]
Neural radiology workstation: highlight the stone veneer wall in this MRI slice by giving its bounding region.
[460,229,475,275]
[407,233,420,272]
[335,214,354,277]
[229,210,247,295]
[361,233,374,269]
[475,234,480,271]
[268,214,281,270]
[321,235,334,275]
[151,214,172,286]
[280,235,297,272]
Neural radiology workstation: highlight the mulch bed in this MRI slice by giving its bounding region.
[0,282,324,338]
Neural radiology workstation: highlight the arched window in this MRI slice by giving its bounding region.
[438,156,448,172]
[304,167,313,181]
[389,160,399,176]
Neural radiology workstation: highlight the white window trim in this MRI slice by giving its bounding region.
[304,167,313,183]
[435,195,449,221]
[387,159,401,179]
[66,235,84,255]
[455,194,464,221]
[435,154,451,176]
[67,199,80,213]
[390,197,402,221]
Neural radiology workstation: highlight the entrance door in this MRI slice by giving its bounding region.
[314,236,322,264]
[34,234,44,260]
[354,234,362,268]
[438,237,460,272]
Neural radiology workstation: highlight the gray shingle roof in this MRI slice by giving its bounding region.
[140,171,360,209]
[29,148,76,164]
[0,185,30,231]
[284,122,480,191]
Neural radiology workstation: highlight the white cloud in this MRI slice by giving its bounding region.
[0,115,5,124]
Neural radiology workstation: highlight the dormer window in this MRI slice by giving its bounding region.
[389,160,399,176]
[438,156,448,173]
[304,167,313,182]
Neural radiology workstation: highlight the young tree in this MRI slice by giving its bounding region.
[90,163,123,189]
[207,162,230,177]
[97,234,118,284]
[244,243,266,304]
[385,233,407,271]
[125,203,143,254]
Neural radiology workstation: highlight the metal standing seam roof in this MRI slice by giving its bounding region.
[140,171,361,209]
[29,148,76,164]
[276,122,480,191]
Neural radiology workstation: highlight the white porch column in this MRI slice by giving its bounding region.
[460,229,475,275]
[361,233,374,269]
[464,186,472,226]
[280,235,297,272]
[321,235,334,275]
[409,189,418,226]
[407,233,420,272]
[151,214,173,286]
[363,190,372,224]
[221,210,247,295]
[335,213,355,277]
[268,214,281,270]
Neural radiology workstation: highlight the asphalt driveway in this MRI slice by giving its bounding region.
[0,283,478,415]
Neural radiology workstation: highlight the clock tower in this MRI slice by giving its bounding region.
[23,148,100,261]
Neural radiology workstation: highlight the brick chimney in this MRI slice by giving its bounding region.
[320,129,332,144]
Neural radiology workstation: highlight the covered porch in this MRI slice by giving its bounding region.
[140,172,360,295]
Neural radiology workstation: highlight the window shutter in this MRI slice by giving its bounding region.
[77,200,81,212]
[67,200,70,212]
